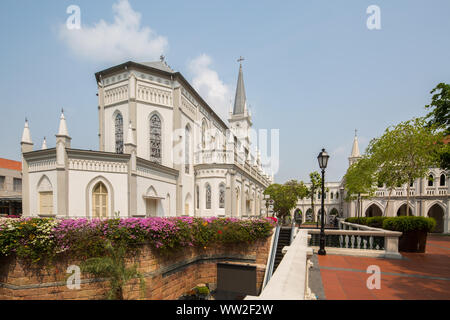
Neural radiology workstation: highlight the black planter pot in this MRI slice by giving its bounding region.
[398,230,428,253]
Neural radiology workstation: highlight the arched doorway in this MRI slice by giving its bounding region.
[396,203,413,216]
[305,208,313,222]
[294,209,302,223]
[365,204,383,217]
[428,203,445,233]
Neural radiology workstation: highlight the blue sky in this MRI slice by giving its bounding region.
[1,0,450,183]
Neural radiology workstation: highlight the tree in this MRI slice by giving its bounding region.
[366,118,444,216]
[425,83,450,134]
[306,172,328,224]
[264,180,308,223]
[425,83,450,169]
[81,241,146,300]
[343,155,378,218]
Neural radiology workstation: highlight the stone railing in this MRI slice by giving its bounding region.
[245,229,316,300]
[306,220,402,259]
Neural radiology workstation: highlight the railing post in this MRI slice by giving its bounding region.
[304,246,316,300]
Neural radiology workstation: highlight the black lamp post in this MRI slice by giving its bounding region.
[317,148,329,256]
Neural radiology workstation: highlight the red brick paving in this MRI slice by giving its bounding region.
[318,235,450,300]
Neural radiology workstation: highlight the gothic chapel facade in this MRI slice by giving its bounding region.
[20,60,272,218]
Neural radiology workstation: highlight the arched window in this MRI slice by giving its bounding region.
[196,185,199,209]
[185,125,190,173]
[115,113,124,154]
[330,192,334,199]
[37,176,53,215]
[92,182,108,218]
[317,192,320,199]
[205,183,211,209]
[440,174,446,186]
[201,120,207,149]
[150,114,162,163]
[219,183,225,208]
[336,191,339,199]
[428,174,434,187]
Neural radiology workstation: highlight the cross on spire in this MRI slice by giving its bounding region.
[237,56,245,64]
[355,129,358,137]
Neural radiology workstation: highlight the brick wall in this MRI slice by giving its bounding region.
[0,238,271,300]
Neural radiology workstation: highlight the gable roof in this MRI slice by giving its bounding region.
[0,158,22,171]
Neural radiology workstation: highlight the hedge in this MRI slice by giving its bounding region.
[0,217,275,264]
[345,216,436,232]
[382,216,436,233]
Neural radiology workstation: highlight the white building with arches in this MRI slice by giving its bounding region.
[20,59,272,219]
[294,134,450,233]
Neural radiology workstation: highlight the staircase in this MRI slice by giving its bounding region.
[273,227,292,272]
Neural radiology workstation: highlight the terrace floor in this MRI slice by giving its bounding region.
[314,235,450,300]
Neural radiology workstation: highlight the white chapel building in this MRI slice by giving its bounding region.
[294,133,450,233]
[20,59,272,219]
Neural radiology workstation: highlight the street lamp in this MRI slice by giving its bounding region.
[317,148,329,256]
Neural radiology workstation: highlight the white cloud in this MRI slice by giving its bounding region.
[188,54,232,122]
[59,0,168,63]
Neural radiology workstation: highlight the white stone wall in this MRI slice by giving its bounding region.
[67,170,128,218]
[28,170,57,217]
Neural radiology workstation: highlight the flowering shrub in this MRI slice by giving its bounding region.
[0,217,275,264]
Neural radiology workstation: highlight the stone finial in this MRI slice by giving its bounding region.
[57,109,69,137]
[41,137,47,150]
[125,121,136,146]
[21,118,32,144]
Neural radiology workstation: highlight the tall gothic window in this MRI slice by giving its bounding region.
[92,182,108,218]
[150,114,162,163]
[196,185,199,209]
[201,120,207,149]
[185,125,190,173]
[428,174,434,187]
[115,113,124,154]
[440,174,446,186]
[219,183,225,208]
[205,183,211,209]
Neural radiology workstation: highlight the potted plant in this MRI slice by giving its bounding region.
[382,216,436,252]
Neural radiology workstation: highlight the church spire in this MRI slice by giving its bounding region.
[233,57,247,115]
[349,129,361,166]
[351,129,360,158]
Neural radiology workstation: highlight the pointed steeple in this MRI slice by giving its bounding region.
[21,118,32,144]
[57,109,69,137]
[233,61,247,115]
[351,130,360,158]
[56,109,71,148]
[349,130,361,166]
[41,137,47,150]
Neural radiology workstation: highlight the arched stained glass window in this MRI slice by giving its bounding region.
[93,182,108,218]
[115,113,123,154]
[196,185,199,209]
[219,183,225,208]
[205,183,211,209]
[150,114,162,163]
[202,120,207,149]
[428,174,434,187]
[440,174,446,186]
[185,125,190,173]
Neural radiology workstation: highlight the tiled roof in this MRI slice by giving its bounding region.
[0,158,22,171]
